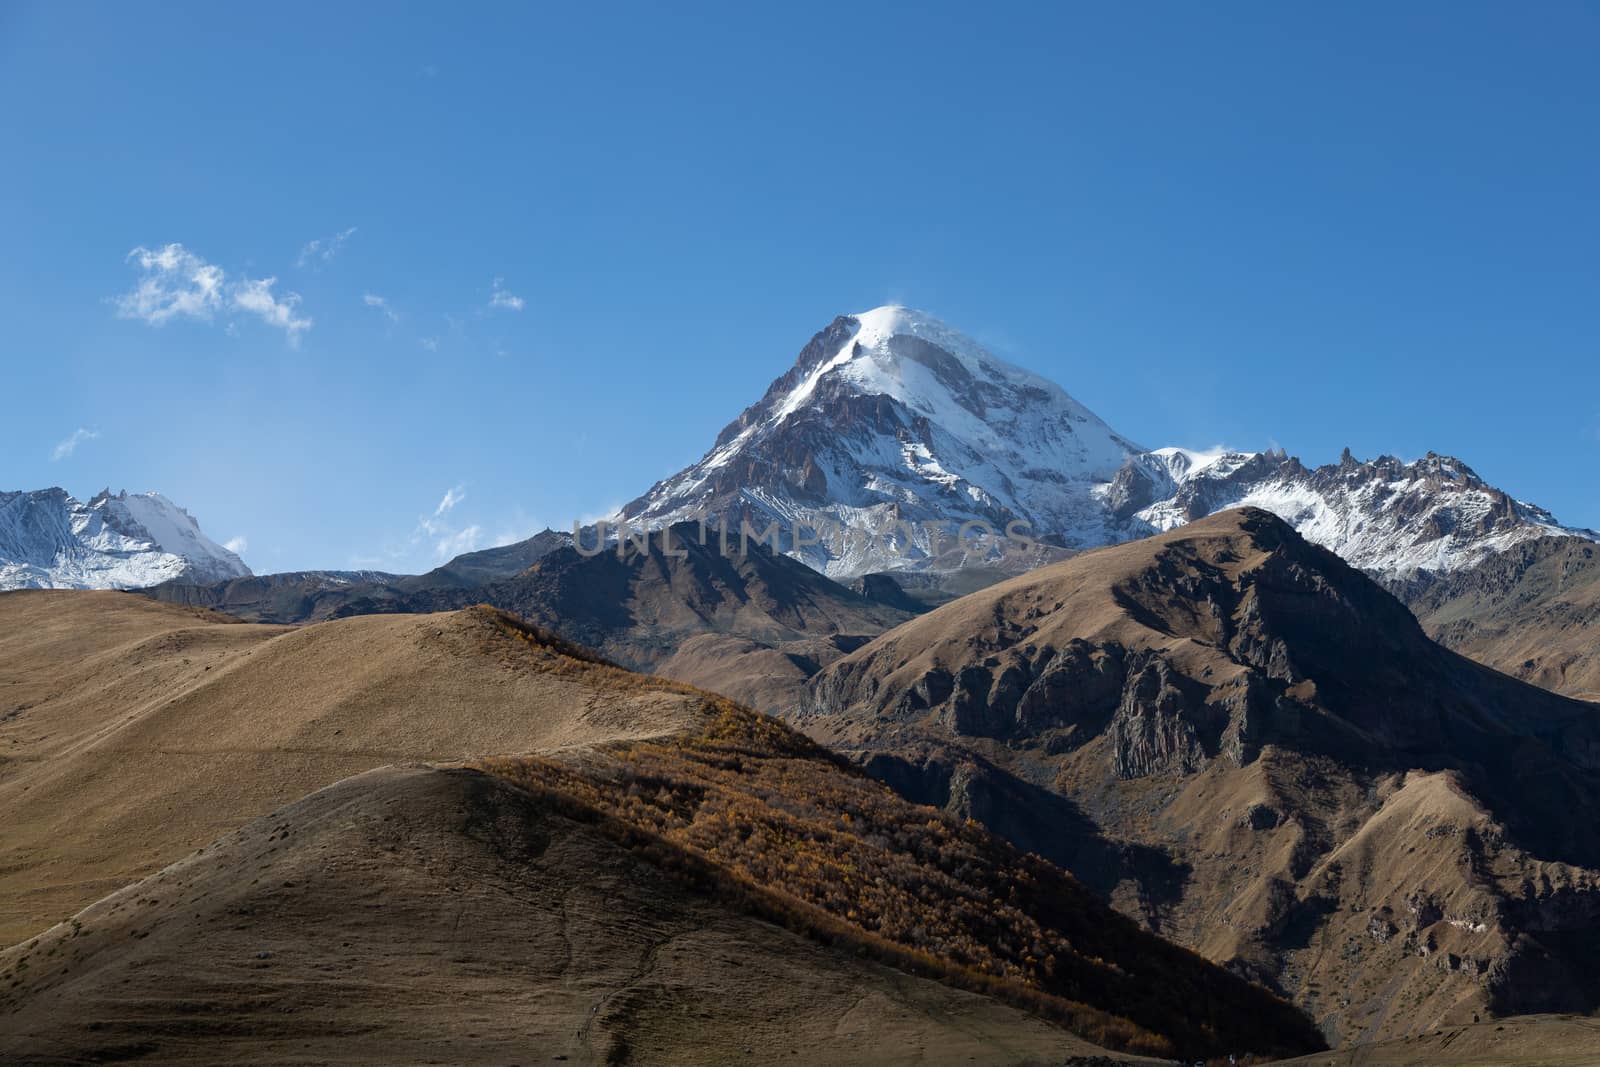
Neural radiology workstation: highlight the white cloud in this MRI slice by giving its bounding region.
[232,276,312,342]
[435,485,466,516]
[223,536,249,555]
[435,525,481,560]
[419,336,440,352]
[115,245,226,325]
[115,243,311,342]
[296,227,357,269]
[372,487,491,570]
[51,427,98,461]
[488,277,525,312]
[363,292,400,323]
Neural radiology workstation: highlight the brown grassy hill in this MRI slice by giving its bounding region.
[803,508,1600,1045]
[0,764,1147,1067]
[1267,1013,1600,1067]
[0,589,705,945]
[1402,535,1600,703]
[323,524,913,710]
[0,587,1322,1062]
[479,701,1323,1060]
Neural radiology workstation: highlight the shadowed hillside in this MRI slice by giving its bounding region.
[803,508,1600,1043]
[0,764,1171,1067]
[0,589,1321,1063]
[479,697,1323,1060]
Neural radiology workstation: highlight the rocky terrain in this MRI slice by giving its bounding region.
[0,488,249,590]
[801,509,1600,1045]
[0,589,1322,1063]
[1400,535,1600,703]
[1111,448,1593,578]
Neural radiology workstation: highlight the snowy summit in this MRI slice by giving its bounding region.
[616,306,1146,575]
[615,307,1595,580]
[0,488,251,590]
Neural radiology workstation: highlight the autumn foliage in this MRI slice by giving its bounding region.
[469,630,1323,1062]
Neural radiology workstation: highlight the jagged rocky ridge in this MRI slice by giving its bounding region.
[615,307,1593,581]
[0,487,249,590]
[799,509,1600,1044]
[1109,446,1594,577]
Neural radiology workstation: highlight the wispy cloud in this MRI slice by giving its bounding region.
[413,485,480,560]
[232,276,312,341]
[363,292,400,323]
[434,525,482,560]
[419,336,440,352]
[51,427,98,461]
[488,277,525,312]
[115,245,225,325]
[223,536,249,555]
[578,502,622,526]
[435,485,466,515]
[491,510,543,547]
[115,243,311,342]
[296,227,357,269]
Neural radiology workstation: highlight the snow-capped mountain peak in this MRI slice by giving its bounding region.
[616,307,1145,575]
[0,488,251,590]
[612,306,1593,583]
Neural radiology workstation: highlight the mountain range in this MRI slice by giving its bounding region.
[617,306,1594,582]
[6,305,1600,1063]
[120,304,1600,715]
[10,307,1593,596]
[802,509,1600,1043]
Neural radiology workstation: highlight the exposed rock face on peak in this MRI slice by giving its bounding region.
[611,307,1591,584]
[615,306,1145,578]
[0,487,249,590]
[1114,447,1594,578]
[802,509,1600,1043]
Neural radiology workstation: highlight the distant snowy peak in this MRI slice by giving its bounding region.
[616,306,1145,576]
[1108,446,1597,577]
[0,488,251,591]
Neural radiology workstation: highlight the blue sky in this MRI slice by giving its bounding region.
[3,2,1596,573]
